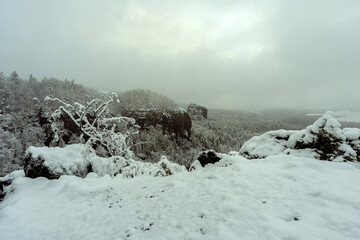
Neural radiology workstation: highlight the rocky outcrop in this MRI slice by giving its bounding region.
[161,110,192,138]
[187,103,208,120]
[122,109,192,139]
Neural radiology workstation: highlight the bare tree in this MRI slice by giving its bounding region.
[45,92,139,158]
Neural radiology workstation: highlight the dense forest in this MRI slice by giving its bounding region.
[0,71,303,176]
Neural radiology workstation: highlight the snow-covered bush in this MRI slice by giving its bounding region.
[287,112,351,160]
[342,128,360,161]
[240,112,360,162]
[45,92,138,158]
[88,154,185,178]
[156,156,186,176]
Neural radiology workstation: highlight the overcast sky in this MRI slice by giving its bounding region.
[1,0,359,110]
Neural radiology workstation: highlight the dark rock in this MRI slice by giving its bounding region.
[187,103,208,120]
[122,109,192,139]
[0,190,4,202]
[24,145,89,179]
[166,110,192,138]
[24,153,59,179]
[0,173,20,201]
[197,150,222,167]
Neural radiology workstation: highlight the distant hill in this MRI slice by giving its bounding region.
[116,89,178,112]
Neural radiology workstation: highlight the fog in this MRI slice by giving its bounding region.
[1,0,359,110]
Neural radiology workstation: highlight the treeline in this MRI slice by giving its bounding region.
[0,71,302,176]
[0,71,182,175]
[0,71,100,175]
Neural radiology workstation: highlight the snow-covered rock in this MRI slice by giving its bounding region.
[0,170,24,201]
[24,144,89,179]
[240,112,360,161]
[240,129,297,159]
[24,144,185,180]
[196,150,224,167]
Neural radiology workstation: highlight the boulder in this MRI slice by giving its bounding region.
[122,108,192,139]
[197,150,222,167]
[240,130,297,159]
[24,144,88,179]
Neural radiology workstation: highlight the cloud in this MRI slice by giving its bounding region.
[0,0,359,110]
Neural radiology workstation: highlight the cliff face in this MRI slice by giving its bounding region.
[121,109,192,139]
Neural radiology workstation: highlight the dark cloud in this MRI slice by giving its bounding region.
[1,0,359,110]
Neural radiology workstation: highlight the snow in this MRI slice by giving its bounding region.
[308,112,344,139]
[26,144,185,178]
[240,130,297,159]
[1,155,360,240]
[26,144,88,177]
[342,128,360,140]
[0,170,24,182]
[338,143,357,160]
[90,155,185,178]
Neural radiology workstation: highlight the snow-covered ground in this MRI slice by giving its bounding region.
[1,155,360,240]
[307,111,360,123]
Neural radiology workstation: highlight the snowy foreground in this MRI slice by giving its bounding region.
[1,155,360,240]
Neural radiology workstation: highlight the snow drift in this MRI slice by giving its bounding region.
[1,154,360,240]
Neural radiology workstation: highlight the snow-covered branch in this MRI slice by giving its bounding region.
[46,93,138,159]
